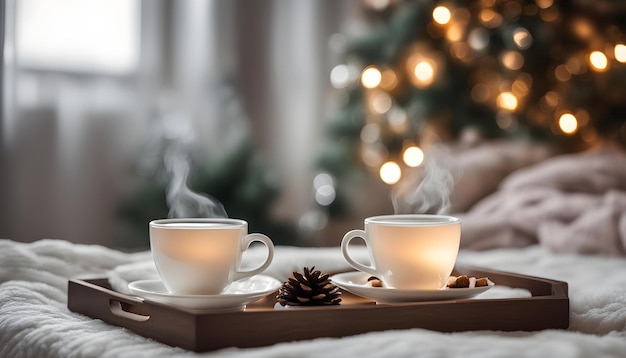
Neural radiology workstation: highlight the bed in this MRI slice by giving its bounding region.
[1,145,625,357]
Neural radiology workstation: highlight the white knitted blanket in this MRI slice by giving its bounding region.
[2,239,626,357]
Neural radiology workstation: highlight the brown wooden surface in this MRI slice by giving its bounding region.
[67,267,569,353]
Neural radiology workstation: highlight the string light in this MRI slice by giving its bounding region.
[379,161,401,185]
[535,0,554,9]
[402,146,424,167]
[313,173,336,207]
[468,28,489,51]
[387,107,408,127]
[496,111,518,132]
[364,0,391,11]
[415,61,434,81]
[479,8,502,28]
[361,66,382,88]
[349,0,626,201]
[446,24,464,42]
[566,57,585,75]
[512,75,531,96]
[554,64,571,81]
[558,113,578,134]
[588,51,608,71]
[330,64,350,89]
[370,91,393,114]
[497,92,518,111]
[380,69,398,91]
[512,28,533,50]
[360,123,381,144]
[410,58,437,88]
[432,6,451,25]
[614,44,626,63]
[501,51,524,70]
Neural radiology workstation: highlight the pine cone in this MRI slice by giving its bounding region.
[277,266,342,306]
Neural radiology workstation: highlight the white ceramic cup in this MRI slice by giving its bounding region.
[149,218,275,295]
[341,214,461,290]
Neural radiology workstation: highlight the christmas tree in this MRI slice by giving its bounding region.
[313,0,626,219]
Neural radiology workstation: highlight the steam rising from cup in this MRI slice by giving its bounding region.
[165,148,227,219]
[391,149,456,215]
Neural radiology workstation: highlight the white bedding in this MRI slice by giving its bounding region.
[2,239,626,357]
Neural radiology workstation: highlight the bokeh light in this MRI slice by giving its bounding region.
[402,146,424,167]
[330,64,350,89]
[361,66,382,88]
[415,61,434,81]
[501,51,524,70]
[512,27,533,50]
[468,28,489,51]
[589,51,608,71]
[558,113,578,134]
[380,69,399,90]
[497,92,518,111]
[432,6,451,25]
[313,172,334,190]
[370,91,393,114]
[614,44,626,63]
[554,64,571,81]
[379,161,401,185]
[360,123,381,144]
[315,184,336,206]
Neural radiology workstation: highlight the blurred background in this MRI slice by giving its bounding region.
[1,0,625,250]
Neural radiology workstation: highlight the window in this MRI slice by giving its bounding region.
[15,0,140,74]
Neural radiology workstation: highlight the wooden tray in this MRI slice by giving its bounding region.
[67,267,569,353]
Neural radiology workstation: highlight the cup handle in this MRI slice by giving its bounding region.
[232,233,275,281]
[341,229,378,277]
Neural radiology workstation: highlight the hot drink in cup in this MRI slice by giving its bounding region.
[149,218,275,295]
[341,214,461,290]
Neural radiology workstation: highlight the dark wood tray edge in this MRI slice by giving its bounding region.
[67,267,569,352]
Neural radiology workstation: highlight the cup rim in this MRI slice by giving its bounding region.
[149,218,247,229]
[365,214,461,226]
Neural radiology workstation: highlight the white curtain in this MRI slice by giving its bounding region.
[0,0,356,248]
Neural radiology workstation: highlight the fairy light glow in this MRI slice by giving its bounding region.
[361,66,382,88]
[512,78,530,96]
[379,161,402,185]
[615,44,626,63]
[413,60,435,87]
[589,51,608,71]
[380,69,399,90]
[479,9,502,28]
[403,146,425,167]
[315,185,336,206]
[536,0,554,9]
[497,92,518,111]
[512,28,533,50]
[501,51,524,70]
[330,64,350,89]
[360,123,381,144]
[554,64,571,81]
[558,113,578,134]
[371,92,393,114]
[387,107,408,126]
[450,42,471,61]
[433,6,451,25]
[446,24,464,42]
[468,28,489,51]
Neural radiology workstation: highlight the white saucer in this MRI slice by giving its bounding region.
[128,275,281,312]
[330,272,493,304]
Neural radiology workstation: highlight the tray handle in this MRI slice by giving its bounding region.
[108,296,151,322]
